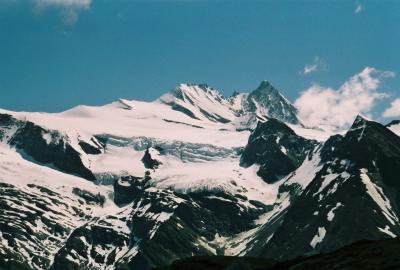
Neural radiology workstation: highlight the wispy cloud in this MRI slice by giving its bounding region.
[295,67,395,130]
[383,99,400,118]
[300,56,327,76]
[36,0,90,6]
[355,2,363,14]
[34,0,91,26]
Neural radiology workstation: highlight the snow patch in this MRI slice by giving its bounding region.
[360,168,399,225]
[378,225,396,238]
[327,202,343,221]
[310,227,326,248]
[284,147,322,189]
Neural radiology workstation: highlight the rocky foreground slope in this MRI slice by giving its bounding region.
[158,237,400,270]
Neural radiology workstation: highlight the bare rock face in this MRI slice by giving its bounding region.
[244,81,300,124]
[141,147,163,170]
[241,118,317,183]
[113,175,146,206]
[0,113,96,181]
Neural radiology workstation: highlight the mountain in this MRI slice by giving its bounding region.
[242,81,299,125]
[158,83,237,124]
[158,81,300,129]
[0,82,399,270]
[253,115,400,260]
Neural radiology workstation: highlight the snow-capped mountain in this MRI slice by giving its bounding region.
[256,115,400,259]
[0,81,399,270]
[158,81,300,130]
[242,80,299,125]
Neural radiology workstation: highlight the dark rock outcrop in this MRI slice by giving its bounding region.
[0,114,96,181]
[113,175,146,206]
[241,119,317,183]
[142,148,163,170]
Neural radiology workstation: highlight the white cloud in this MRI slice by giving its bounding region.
[383,99,400,118]
[36,0,91,8]
[300,56,327,76]
[295,67,395,130]
[34,0,91,26]
[355,3,363,14]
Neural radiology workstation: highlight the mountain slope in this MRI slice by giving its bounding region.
[0,143,113,270]
[0,113,98,181]
[158,84,237,124]
[158,81,301,128]
[257,116,400,259]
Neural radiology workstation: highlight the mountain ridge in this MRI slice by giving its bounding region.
[0,82,399,269]
[158,81,300,126]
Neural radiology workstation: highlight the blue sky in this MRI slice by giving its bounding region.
[0,0,399,123]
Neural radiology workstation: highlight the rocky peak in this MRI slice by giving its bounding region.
[158,80,301,126]
[161,83,227,106]
[345,115,370,141]
[251,118,296,139]
[337,115,400,171]
[244,81,300,125]
[241,118,317,183]
[253,80,280,95]
[345,115,399,145]
[176,83,221,98]
[351,114,369,128]
[231,90,241,97]
[386,119,400,128]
